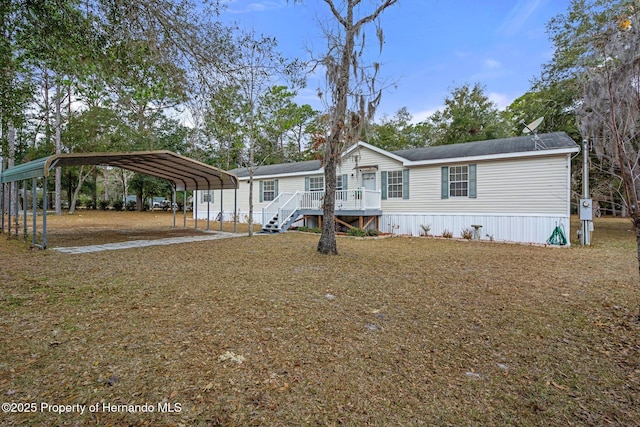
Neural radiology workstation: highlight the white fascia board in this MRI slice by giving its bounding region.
[235,169,324,182]
[343,141,409,163]
[402,146,580,167]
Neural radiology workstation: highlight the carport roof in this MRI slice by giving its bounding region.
[1,151,238,191]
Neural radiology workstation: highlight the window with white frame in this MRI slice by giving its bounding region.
[387,170,403,198]
[200,190,214,203]
[309,176,324,192]
[449,165,468,197]
[262,180,276,202]
[336,175,343,191]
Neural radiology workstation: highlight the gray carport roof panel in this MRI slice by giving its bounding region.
[1,151,238,191]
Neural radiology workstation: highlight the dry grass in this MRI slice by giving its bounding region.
[1,211,639,426]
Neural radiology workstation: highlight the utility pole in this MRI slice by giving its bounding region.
[579,139,592,246]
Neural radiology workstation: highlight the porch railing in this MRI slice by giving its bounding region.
[262,188,382,229]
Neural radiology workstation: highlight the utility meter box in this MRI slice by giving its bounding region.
[579,198,593,221]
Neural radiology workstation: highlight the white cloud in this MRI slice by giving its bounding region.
[488,92,512,110]
[223,0,285,14]
[409,106,443,124]
[484,58,501,69]
[498,0,542,36]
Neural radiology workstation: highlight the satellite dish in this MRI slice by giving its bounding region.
[522,116,544,134]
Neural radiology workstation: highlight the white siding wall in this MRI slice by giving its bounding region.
[381,155,570,215]
[194,174,315,224]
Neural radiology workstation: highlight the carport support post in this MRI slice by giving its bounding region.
[220,188,223,232]
[1,182,5,234]
[32,178,37,246]
[22,181,27,240]
[206,187,210,231]
[172,189,176,228]
[234,188,237,233]
[7,182,11,237]
[194,186,198,230]
[183,190,187,228]
[42,177,47,248]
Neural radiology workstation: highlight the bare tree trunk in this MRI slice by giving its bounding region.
[317,142,338,253]
[55,83,62,215]
[68,166,95,214]
[104,167,109,202]
[7,122,17,224]
[248,143,254,237]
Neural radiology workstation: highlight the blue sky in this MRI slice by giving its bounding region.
[219,0,571,123]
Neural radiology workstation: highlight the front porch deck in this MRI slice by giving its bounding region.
[262,189,382,232]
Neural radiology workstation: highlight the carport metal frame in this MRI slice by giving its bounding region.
[1,151,239,249]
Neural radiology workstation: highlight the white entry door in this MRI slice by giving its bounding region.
[362,172,376,191]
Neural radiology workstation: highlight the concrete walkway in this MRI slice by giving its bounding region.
[52,232,246,254]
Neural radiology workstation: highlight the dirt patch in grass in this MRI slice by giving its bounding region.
[8,210,258,247]
[1,213,639,426]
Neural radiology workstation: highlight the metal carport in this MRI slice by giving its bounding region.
[0,151,239,248]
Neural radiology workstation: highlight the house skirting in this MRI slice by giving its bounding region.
[379,213,571,245]
[195,210,571,245]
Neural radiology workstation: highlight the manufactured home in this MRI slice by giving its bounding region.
[194,132,580,245]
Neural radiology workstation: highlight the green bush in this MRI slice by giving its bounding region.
[126,200,137,211]
[366,229,379,237]
[99,200,110,210]
[297,226,322,233]
[112,200,124,211]
[347,228,367,237]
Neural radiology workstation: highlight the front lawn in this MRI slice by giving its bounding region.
[0,212,638,425]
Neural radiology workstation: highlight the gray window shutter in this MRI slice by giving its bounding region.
[441,166,449,199]
[402,169,410,199]
[381,171,388,200]
[468,164,476,198]
[259,181,264,203]
[342,174,348,190]
[274,179,279,196]
[305,177,310,191]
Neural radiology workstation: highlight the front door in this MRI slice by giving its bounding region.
[362,172,376,191]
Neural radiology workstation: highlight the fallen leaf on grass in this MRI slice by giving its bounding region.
[218,351,245,364]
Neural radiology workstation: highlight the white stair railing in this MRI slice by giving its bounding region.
[263,188,382,231]
[262,192,293,226]
[277,192,302,229]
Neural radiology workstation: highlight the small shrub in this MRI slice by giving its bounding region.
[99,200,110,210]
[420,224,431,236]
[112,200,124,211]
[126,200,137,211]
[461,228,473,240]
[296,226,322,233]
[347,228,367,237]
[366,229,379,237]
[442,229,453,238]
